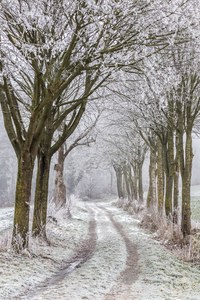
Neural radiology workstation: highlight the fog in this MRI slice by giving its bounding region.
[1,110,200,208]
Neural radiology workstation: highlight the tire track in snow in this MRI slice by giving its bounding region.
[19,206,97,300]
[98,205,139,300]
[29,203,129,299]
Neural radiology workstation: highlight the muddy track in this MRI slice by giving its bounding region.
[98,206,139,300]
[18,207,97,299]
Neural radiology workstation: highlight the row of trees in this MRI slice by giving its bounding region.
[0,0,198,251]
[105,70,200,238]
[105,31,200,237]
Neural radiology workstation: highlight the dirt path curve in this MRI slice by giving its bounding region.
[97,205,139,300]
[3,201,200,299]
[104,203,200,300]
[22,202,134,300]
[19,206,97,300]
[5,200,200,300]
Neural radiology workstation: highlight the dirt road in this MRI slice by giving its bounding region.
[2,201,200,299]
[19,203,138,300]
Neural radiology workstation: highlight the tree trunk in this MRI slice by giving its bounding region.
[157,140,164,213]
[123,165,132,202]
[181,129,192,237]
[133,165,138,200]
[165,174,173,217]
[53,145,67,208]
[176,98,192,237]
[116,172,123,198]
[12,152,34,251]
[173,131,179,224]
[130,162,138,200]
[32,152,51,237]
[164,98,175,217]
[173,166,179,224]
[114,165,124,199]
[164,129,174,217]
[127,165,133,200]
[138,163,144,203]
[147,148,157,208]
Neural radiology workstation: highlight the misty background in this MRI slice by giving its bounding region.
[1,112,200,208]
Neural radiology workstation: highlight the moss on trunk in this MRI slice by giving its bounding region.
[53,145,67,208]
[157,139,165,213]
[32,152,51,238]
[114,165,124,199]
[181,129,192,236]
[147,148,157,208]
[12,152,34,251]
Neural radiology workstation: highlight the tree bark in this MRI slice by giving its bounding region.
[173,166,179,224]
[133,164,138,200]
[164,128,174,217]
[147,148,157,208]
[157,139,165,213]
[177,98,192,237]
[32,151,51,237]
[165,174,173,217]
[53,145,67,208]
[181,129,192,237]
[138,163,144,203]
[173,131,179,224]
[123,164,132,202]
[130,162,138,200]
[114,165,124,199]
[12,152,34,251]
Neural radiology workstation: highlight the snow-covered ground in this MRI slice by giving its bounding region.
[191,185,200,222]
[1,199,200,299]
[27,204,128,300]
[0,199,91,299]
[0,206,13,232]
[105,204,200,300]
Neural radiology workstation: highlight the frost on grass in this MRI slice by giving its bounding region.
[28,204,127,300]
[0,198,90,299]
[1,200,200,299]
[107,204,200,300]
[0,207,13,232]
